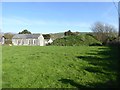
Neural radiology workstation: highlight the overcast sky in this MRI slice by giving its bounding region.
[2,2,118,34]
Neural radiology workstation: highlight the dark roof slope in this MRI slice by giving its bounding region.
[12,34,41,39]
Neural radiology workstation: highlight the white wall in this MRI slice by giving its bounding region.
[38,34,45,46]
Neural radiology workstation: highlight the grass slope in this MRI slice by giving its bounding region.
[51,34,102,46]
[2,46,119,88]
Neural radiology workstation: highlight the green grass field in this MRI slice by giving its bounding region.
[2,46,119,88]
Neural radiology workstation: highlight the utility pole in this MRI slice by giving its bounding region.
[118,1,120,37]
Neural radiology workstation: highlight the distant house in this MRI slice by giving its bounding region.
[12,34,53,46]
[0,36,5,45]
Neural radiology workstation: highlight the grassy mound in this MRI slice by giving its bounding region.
[51,34,102,46]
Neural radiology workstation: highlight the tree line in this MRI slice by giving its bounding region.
[64,22,118,45]
[90,22,118,45]
[2,21,118,45]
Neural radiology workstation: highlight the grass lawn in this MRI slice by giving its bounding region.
[2,46,119,88]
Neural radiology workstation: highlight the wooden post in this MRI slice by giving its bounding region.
[118,1,120,37]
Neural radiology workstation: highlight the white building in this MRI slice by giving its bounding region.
[0,36,5,45]
[12,34,53,46]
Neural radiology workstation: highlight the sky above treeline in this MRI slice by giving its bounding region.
[2,2,118,34]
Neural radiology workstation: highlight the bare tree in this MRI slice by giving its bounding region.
[90,22,117,44]
[4,33,14,44]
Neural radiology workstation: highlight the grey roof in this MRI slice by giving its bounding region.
[12,34,41,39]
